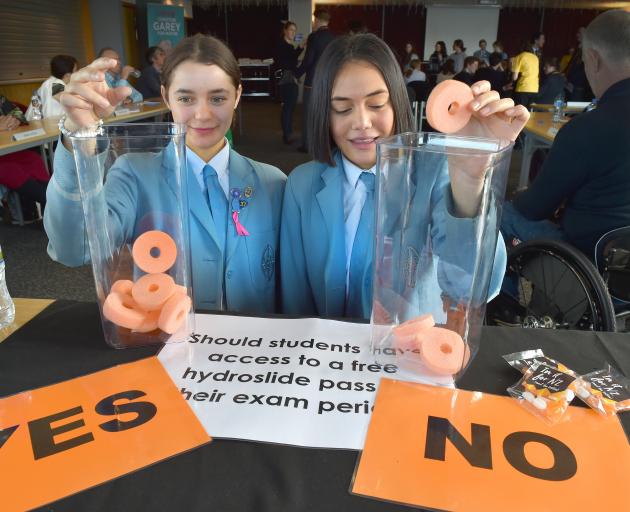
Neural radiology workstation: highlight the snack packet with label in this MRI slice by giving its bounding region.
[574,366,630,417]
[507,362,577,424]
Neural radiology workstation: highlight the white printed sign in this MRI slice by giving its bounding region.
[11,128,46,141]
[159,314,418,450]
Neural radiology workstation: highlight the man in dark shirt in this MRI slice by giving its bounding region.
[474,53,507,95]
[535,57,567,103]
[501,9,630,259]
[136,46,165,99]
[295,8,335,153]
[453,57,479,86]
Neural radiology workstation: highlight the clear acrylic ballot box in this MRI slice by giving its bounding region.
[371,132,513,385]
[70,123,193,349]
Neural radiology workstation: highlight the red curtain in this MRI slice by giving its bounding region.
[190,4,288,59]
[315,4,426,66]
[497,7,602,60]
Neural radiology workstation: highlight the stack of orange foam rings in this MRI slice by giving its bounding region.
[102,230,192,335]
[392,313,470,376]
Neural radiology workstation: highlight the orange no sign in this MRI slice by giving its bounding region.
[353,378,630,512]
[0,357,211,512]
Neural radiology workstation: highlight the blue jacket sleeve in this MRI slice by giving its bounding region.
[280,175,317,315]
[430,159,506,303]
[44,140,137,267]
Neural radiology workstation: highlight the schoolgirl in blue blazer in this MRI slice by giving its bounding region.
[45,35,286,314]
[280,34,530,319]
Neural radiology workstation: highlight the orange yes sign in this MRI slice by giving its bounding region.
[353,378,630,512]
[0,357,211,512]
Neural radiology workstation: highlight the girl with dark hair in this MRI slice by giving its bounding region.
[45,34,286,314]
[274,21,303,144]
[280,34,529,319]
[429,41,448,72]
[402,42,420,72]
[26,55,78,120]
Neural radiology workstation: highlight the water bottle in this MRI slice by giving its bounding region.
[0,244,16,329]
[30,92,42,121]
[552,95,563,123]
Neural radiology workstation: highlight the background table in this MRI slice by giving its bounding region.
[518,111,566,189]
[0,102,170,170]
[1,300,629,512]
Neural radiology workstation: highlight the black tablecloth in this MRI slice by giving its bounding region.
[1,300,629,512]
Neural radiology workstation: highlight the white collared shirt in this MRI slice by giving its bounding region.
[186,138,230,200]
[342,155,376,290]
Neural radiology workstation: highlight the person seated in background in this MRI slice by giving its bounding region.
[97,47,143,103]
[0,96,49,218]
[453,57,479,86]
[492,40,508,61]
[26,55,78,120]
[402,42,419,72]
[436,58,456,84]
[500,10,630,260]
[404,59,426,83]
[136,46,165,99]
[474,53,510,97]
[535,57,567,104]
[474,39,490,65]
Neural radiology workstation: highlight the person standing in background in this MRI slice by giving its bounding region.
[474,39,490,65]
[512,41,539,108]
[136,46,166,99]
[295,8,335,153]
[449,39,467,73]
[97,47,143,103]
[429,41,448,73]
[275,21,303,145]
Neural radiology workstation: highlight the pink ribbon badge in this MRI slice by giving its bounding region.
[232,211,250,236]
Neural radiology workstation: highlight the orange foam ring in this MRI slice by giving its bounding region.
[418,327,469,375]
[110,279,133,296]
[133,310,161,333]
[426,79,474,134]
[102,291,145,330]
[392,314,435,350]
[132,273,176,311]
[132,230,178,274]
[159,292,192,334]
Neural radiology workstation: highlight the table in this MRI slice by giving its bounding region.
[0,297,53,343]
[518,111,568,189]
[0,102,170,169]
[1,300,629,512]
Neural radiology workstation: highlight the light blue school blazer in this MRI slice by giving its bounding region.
[280,151,507,319]
[45,140,286,314]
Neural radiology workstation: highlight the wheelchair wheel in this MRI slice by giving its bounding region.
[487,239,617,331]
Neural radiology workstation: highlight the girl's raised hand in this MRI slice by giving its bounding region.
[456,80,529,142]
[59,58,132,132]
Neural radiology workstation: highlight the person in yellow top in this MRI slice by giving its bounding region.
[512,42,539,109]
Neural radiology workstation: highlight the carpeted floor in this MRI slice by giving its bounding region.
[0,99,523,301]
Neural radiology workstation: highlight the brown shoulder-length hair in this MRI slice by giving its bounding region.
[160,34,241,92]
[309,34,414,166]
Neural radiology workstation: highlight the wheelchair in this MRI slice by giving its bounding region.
[486,227,630,332]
